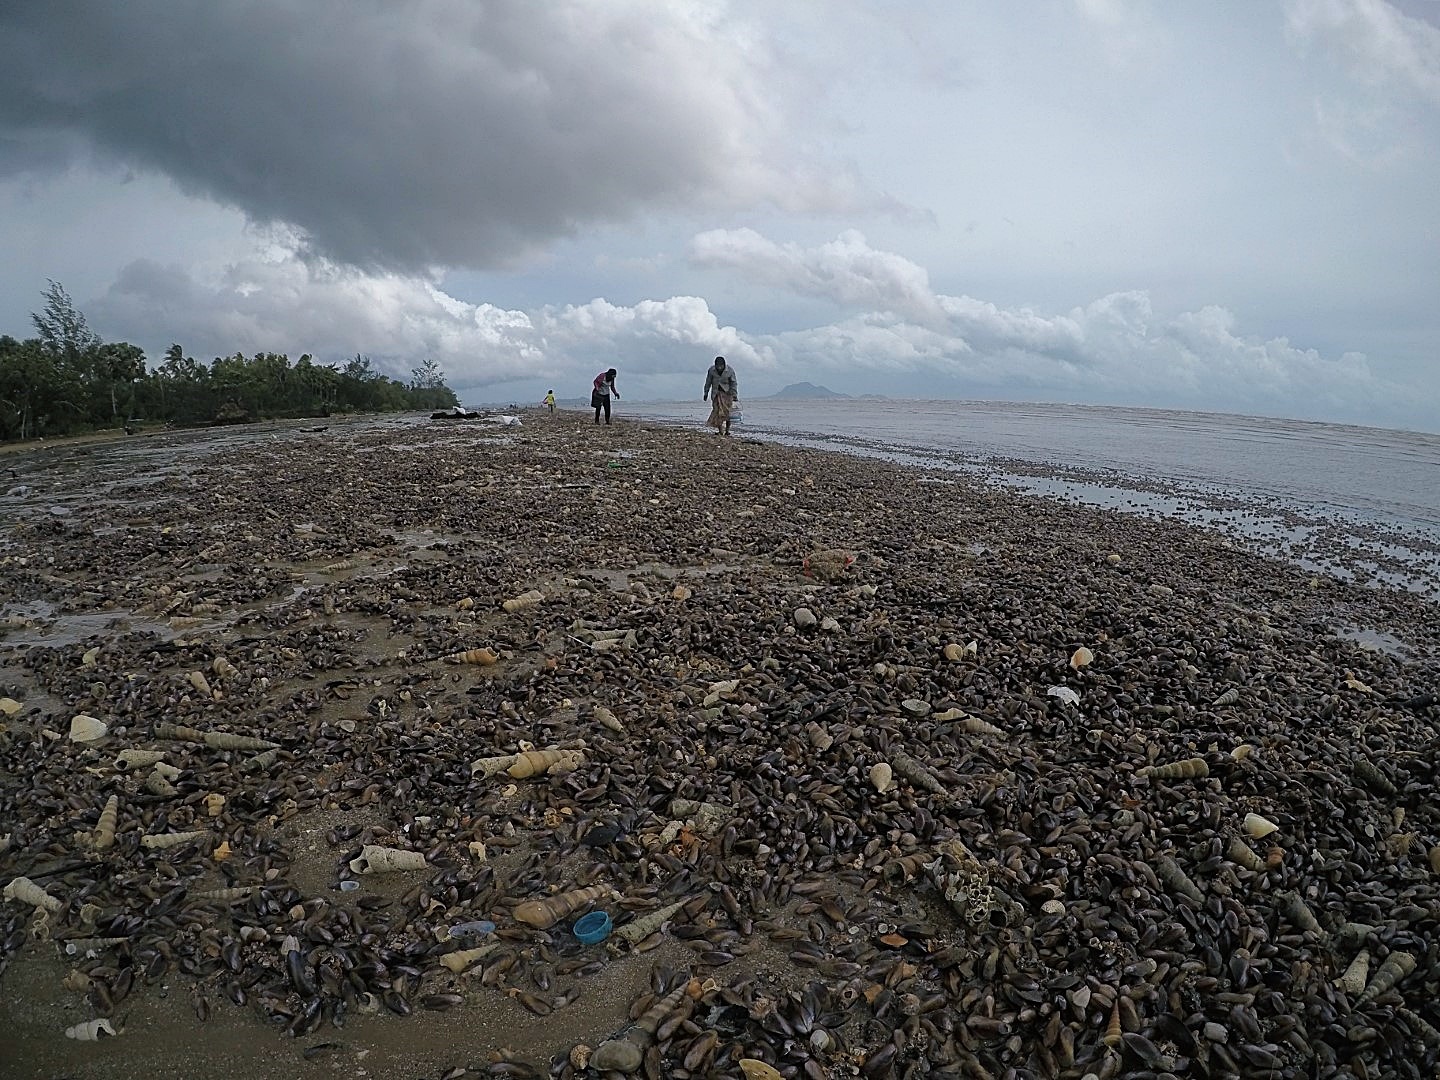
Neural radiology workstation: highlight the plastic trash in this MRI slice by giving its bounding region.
[448,919,497,938]
[573,910,613,945]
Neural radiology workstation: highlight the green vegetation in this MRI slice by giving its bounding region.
[0,281,458,441]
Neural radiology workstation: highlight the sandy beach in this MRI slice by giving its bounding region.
[1,411,1437,1079]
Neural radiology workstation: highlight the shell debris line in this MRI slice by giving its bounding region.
[0,410,1437,1079]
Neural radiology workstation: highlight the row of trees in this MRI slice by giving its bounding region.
[0,282,458,441]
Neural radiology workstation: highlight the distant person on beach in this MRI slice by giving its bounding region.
[592,368,620,425]
[703,356,738,437]
[543,389,556,413]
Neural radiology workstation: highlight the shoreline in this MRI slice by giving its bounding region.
[1,413,1437,1078]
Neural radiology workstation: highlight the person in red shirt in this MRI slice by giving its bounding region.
[591,368,620,425]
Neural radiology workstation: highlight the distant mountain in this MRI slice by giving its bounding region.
[769,382,850,400]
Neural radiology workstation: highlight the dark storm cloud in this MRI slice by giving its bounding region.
[0,1,872,271]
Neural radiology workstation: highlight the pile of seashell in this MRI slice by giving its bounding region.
[0,411,1437,1078]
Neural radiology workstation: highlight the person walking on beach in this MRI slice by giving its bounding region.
[591,368,620,425]
[703,356,738,436]
[543,389,556,414]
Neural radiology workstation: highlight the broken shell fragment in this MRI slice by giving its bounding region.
[203,793,226,818]
[1139,757,1209,781]
[68,714,108,743]
[792,607,817,629]
[188,670,213,697]
[65,1018,118,1041]
[212,656,238,680]
[349,845,427,874]
[868,762,895,794]
[3,875,63,913]
[612,899,687,946]
[0,697,22,716]
[670,585,692,601]
[114,749,166,771]
[739,1061,783,1080]
[1353,757,1396,795]
[1046,686,1080,706]
[442,647,499,665]
[1278,891,1324,936]
[951,715,1005,737]
[941,643,965,662]
[145,770,179,797]
[1335,950,1371,995]
[202,731,278,751]
[1243,813,1279,839]
[1230,744,1255,761]
[1069,646,1094,669]
[440,943,500,973]
[470,753,518,777]
[900,698,931,717]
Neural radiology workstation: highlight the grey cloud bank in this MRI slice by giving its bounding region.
[2,0,1437,433]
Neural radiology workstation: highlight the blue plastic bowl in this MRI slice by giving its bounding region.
[573,910,613,945]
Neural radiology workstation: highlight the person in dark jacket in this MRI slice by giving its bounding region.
[703,356,738,436]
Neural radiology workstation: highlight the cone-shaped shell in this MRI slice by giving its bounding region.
[613,900,687,945]
[1335,949,1370,995]
[1069,647,1094,669]
[202,731,278,751]
[155,723,205,742]
[349,845,427,875]
[1243,813,1279,839]
[1278,891,1323,936]
[1103,998,1122,1048]
[513,884,613,930]
[141,830,210,850]
[892,753,947,796]
[1212,687,1240,707]
[470,753,518,777]
[955,716,1005,737]
[115,749,166,771]
[93,795,119,850]
[440,943,500,973]
[191,886,257,902]
[241,748,281,773]
[69,714,108,743]
[188,670,213,697]
[1227,838,1265,872]
[443,647,499,665]
[1353,758,1396,796]
[1357,950,1416,1006]
[3,876,63,913]
[594,707,625,733]
[868,762,894,794]
[508,748,585,779]
[1141,757,1209,781]
[501,590,545,613]
[212,656,238,679]
[1156,856,1204,903]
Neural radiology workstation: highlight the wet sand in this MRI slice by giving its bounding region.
[1,411,1437,1079]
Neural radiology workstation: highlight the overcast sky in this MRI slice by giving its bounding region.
[2,1,1436,430]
